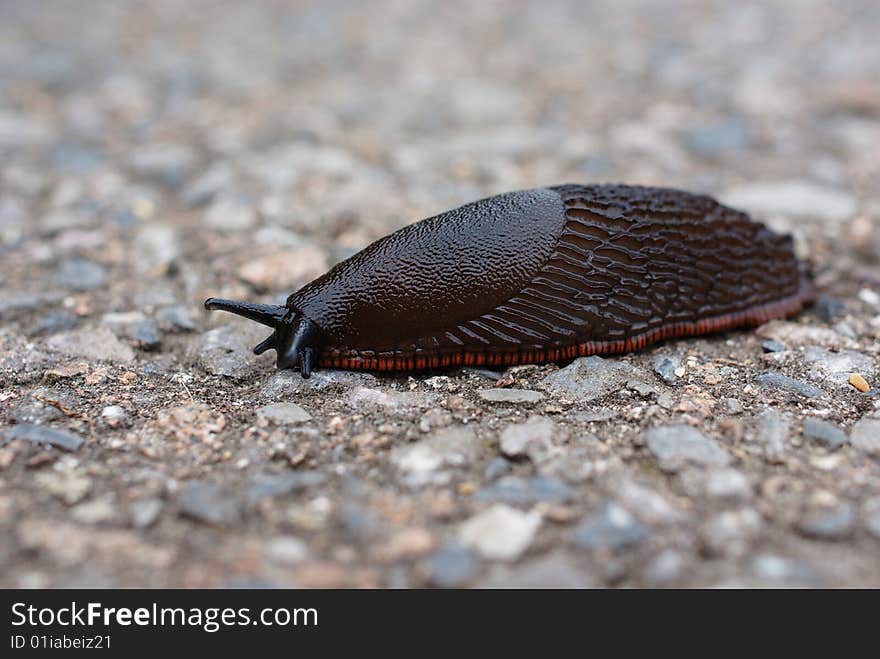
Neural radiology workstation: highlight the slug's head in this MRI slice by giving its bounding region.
[203,298,319,378]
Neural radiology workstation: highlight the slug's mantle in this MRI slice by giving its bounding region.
[205,183,814,378]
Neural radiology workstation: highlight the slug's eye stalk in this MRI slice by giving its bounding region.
[203,298,320,378]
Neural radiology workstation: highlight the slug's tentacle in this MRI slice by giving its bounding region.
[252,333,277,355]
[204,298,287,328]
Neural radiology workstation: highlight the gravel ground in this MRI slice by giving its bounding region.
[2,0,879,588]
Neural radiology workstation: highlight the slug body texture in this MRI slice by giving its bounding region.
[205,184,814,377]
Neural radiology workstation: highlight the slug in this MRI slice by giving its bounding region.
[205,184,814,378]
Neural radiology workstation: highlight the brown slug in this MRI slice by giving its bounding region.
[205,184,814,378]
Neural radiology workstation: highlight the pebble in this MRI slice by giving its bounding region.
[181,164,232,207]
[798,503,856,539]
[704,468,752,502]
[653,355,681,384]
[156,306,196,332]
[198,323,265,377]
[55,258,106,291]
[816,295,845,322]
[11,398,64,425]
[34,471,93,504]
[802,417,849,449]
[255,402,312,425]
[700,508,763,557]
[723,398,743,415]
[645,424,732,472]
[722,180,857,223]
[761,339,785,353]
[426,544,479,587]
[475,476,573,505]
[750,555,819,586]
[803,346,874,388]
[848,373,870,393]
[70,496,118,525]
[246,471,326,504]
[237,247,328,291]
[6,423,83,452]
[755,408,789,461]
[46,327,135,364]
[458,504,541,561]
[130,499,163,529]
[542,356,644,401]
[498,416,555,460]
[178,481,242,526]
[483,457,511,481]
[641,549,688,585]
[682,118,750,159]
[755,371,823,398]
[478,388,544,403]
[850,416,880,455]
[265,536,309,565]
[574,502,650,551]
[100,405,126,427]
[203,197,257,231]
[391,426,481,486]
[128,143,195,188]
[28,310,79,337]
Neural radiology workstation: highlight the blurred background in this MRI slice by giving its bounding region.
[2,0,878,286]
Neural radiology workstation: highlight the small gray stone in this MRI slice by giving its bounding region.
[55,258,106,291]
[6,423,83,452]
[542,356,644,401]
[100,405,126,427]
[157,306,196,332]
[181,164,232,207]
[178,481,242,526]
[483,457,511,481]
[458,504,541,561]
[755,372,823,398]
[391,426,481,486]
[246,471,326,504]
[46,327,135,364]
[10,399,64,425]
[683,118,750,159]
[574,502,649,551]
[723,398,744,415]
[645,424,732,472]
[29,311,78,337]
[802,417,848,449]
[130,498,163,529]
[704,468,752,501]
[476,476,573,505]
[803,346,874,388]
[653,355,680,385]
[203,197,256,231]
[850,417,880,455]
[750,554,820,586]
[816,295,845,322]
[256,402,312,425]
[498,416,555,459]
[627,380,656,397]
[641,549,688,585]
[798,503,856,539]
[700,508,763,557]
[755,408,789,461]
[198,323,265,377]
[722,180,857,223]
[761,339,786,353]
[427,544,479,587]
[478,388,544,403]
[265,536,309,565]
[129,143,195,188]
